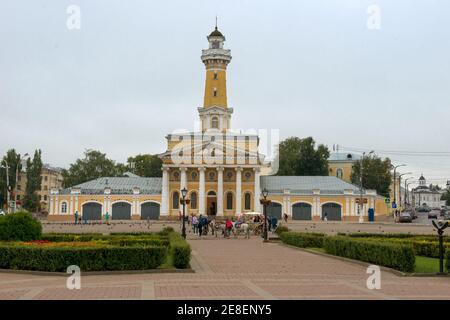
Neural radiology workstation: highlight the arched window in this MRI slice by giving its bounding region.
[190,192,197,209]
[244,193,251,210]
[61,202,67,213]
[211,116,219,129]
[172,191,179,210]
[336,168,343,179]
[226,192,233,210]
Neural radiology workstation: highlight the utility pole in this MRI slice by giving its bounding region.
[359,151,374,223]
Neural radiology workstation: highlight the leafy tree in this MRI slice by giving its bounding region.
[23,150,43,212]
[276,137,329,176]
[127,154,162,177]
[350,155,392,197]
[62,150,126,187]
[429,184,441,192]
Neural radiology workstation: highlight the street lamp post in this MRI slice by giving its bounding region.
[358,151,374,223]
[403,177,414,208]
[260,188,271,242]
[406,181,416,207]
[397,172,412,210]
[432,220,449,274]
[392,164,406,208]
[180,188,190,240]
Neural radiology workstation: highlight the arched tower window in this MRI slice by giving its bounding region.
[244,193,251,210]
[336,168,343,179]
[226,192,233,210]
[190,192,197,209]
[211,116,219,129]
[172,191,180,210]
[213,88,217,97]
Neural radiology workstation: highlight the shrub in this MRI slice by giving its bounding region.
[323,236,415,273]
[279,232,325,248]
[275,226,289,235]
[0,211,42,241]
[0,244,167,272]
[168,232,191,269]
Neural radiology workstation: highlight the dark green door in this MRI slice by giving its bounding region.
[292,203,312,220]
[321,203,342,221]
[266,202,282,219]
[112,202,131,220]
[82,203,102,221]
[141,202,160,220]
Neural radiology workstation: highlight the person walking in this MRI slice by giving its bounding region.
[225,217,233,238]
[283,213,288,224]
[74,211,78,225]
[198,214,204,237]
[105,211,110,225]
[192,215,199,234]
[323,212,328,221]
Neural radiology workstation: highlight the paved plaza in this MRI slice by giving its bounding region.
[41,213,440,236]
[0,231,449,300]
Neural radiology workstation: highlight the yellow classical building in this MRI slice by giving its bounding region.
[48,27,388,222]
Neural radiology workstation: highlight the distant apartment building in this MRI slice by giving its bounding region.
[16,164,64,211]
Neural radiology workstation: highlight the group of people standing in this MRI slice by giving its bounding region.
[188,214,209,236]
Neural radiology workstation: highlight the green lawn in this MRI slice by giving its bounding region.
[415,256,446,273]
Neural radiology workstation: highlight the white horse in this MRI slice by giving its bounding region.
[232,221,250,239]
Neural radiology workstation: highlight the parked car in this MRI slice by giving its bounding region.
[417,205,431,213]
[428,210,439,219]
[441,206,448,216]
[399,212,413,223]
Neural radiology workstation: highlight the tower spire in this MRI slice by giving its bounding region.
[215,15,218,30]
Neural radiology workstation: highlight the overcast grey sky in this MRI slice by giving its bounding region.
[1,0,449,186]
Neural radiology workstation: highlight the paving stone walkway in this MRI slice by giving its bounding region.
[0,238,449,299]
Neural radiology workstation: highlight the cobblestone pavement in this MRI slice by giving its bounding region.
[0,237,449,300]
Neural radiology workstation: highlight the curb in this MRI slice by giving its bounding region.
[0,268,195,277]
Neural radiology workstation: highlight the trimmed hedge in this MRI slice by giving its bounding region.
[279,232,325,248]
[0,211,42,241]
[324,236,415,273]
[274,226,289,235]
[340,234,448,258]
[168,232,191,269]
[0,244,167,272]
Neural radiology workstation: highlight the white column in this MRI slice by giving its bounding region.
[217,167,224,216]
[345,197,350,216]
[199,167,206,215]
[235,167,242,215]
[55,197,59,215]
[49,196,54,215]
[69,196,73,215]
[253,167,261,213]
[161,167,169,216]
